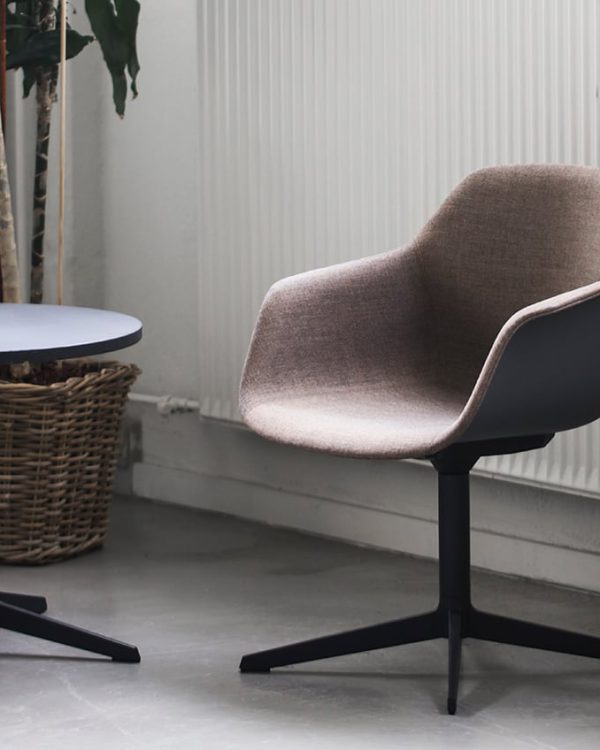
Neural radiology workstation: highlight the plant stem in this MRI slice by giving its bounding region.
[57,0,66,305]
[29,0,57,304]
[0,118,21,303]
[0,0,7,131]
[0,0,7,302]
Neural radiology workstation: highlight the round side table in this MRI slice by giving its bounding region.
[0,304,142,663]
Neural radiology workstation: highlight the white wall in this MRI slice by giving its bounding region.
[26,0,600,591]
[4,75,35,297]
[67,0,201,398]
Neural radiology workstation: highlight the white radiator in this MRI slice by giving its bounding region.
[197,0,600,497]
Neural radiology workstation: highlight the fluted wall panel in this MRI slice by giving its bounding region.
[198,0,600,496]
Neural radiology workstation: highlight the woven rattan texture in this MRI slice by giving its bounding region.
[0,361,140,564]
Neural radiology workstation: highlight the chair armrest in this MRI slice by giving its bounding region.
[240,244,428,415]
[457,280,600,442]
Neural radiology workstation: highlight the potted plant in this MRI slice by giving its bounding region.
[0,0,141,564]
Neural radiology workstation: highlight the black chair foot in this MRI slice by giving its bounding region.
[240,609,444,672]
[0,600,140,662]
[447,611,462,715]
[241,663,271,673]
[0,591,47,614]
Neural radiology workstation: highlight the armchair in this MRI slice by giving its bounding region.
[239,165,600,714]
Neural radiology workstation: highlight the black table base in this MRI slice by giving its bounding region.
[0,590,140,662]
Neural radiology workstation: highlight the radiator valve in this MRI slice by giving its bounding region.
[156,395,200,416]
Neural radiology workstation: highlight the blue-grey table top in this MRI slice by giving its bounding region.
[0,304,142,364]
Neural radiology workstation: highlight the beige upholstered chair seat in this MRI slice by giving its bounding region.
[245,384,465,458]
[241,165,600,459]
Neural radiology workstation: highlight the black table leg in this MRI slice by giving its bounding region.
[0,599,140,662]
[0,591,47,613]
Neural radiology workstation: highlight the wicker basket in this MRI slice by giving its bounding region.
[0,360,140,564]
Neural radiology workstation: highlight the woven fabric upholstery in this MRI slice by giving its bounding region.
[240,165,600,458]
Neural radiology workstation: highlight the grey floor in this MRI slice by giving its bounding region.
[0,497,599,749]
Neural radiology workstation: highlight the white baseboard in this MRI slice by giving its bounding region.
[119,403,600,594]
[131,460,600,595]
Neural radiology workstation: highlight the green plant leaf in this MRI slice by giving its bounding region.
[85,0,140,117]
[115,0,140,98]
[5,1,140,113]
[6,3,36,53]
[6,28,94,70]
[22,66,36,97]
[7,3,42,97]
[6,0,37,49]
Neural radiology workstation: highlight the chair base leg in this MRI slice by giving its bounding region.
[0,593,140,663]
[240,434,600,715]
[240,609,443,673]
[240,603,600,713]
[0,591,47,613]
[447,611,462,715]
[469,608,600,659]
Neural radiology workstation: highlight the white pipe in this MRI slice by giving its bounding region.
[128,392,201,416]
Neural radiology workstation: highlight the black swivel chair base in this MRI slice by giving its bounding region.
[239,435,600,715]
[0,591,140,663]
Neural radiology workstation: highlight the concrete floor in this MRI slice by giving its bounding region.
[0,497,599,749]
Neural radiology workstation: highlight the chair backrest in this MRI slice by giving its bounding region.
[415,165,600,394]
